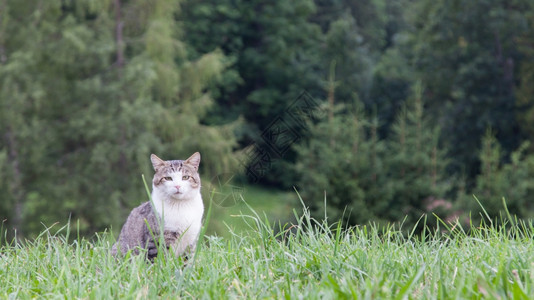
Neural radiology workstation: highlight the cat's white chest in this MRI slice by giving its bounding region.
[152,192,204,255]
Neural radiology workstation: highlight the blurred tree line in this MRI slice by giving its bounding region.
[1,0,534,238]
[0,0,238,239]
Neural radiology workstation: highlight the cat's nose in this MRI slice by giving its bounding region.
[175,185,180,190]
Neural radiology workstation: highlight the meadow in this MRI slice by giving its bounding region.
[1,193,534,299]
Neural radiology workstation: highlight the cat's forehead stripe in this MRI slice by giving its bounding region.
[169,160,183,172]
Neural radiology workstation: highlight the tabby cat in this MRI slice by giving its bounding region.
[111,152,204,260]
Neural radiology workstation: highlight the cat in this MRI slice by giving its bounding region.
[111,152,204,261]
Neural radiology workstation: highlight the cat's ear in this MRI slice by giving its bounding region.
[150,154,166,171]
[185,152,201,171]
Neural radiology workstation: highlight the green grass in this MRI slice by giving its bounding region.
[205,182,298,237]
[2,196,534,299]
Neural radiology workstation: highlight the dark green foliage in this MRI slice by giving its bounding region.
[405,0,532,179]
[382,83,451,226]
[181,0,327,187]
[516,8,534,150]
[295,84,451,229]
[461,132,534,221]
[181,0,390,186]
[294,103,389,226]
[182,0,323,127]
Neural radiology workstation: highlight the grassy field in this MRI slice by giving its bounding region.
[2,195,534,299]
[204,182,298,237]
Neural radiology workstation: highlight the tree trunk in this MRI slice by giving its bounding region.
[114,0,124,69]
[5,127,24,240]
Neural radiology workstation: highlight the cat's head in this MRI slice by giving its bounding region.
[150,152,201,200]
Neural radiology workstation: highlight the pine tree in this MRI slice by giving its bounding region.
[383,82,451,227]
[182,0,390,187]
[463,132,534,221]
[405,0,532,179]
[0,0,238,238]
[516,7,534,152]
[0,0,69,239]
[294,80,452,228]
[294,103,388,225]
[294,68,389,225]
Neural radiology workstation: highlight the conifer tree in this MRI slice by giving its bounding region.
[0,0,237,238]
[516,8,534,152]
[294,103,388,225]
[463,132,534,221]
[294,67,389,225]
[405,0,531,179]
[383,82,450,226]
[181,0,386,187]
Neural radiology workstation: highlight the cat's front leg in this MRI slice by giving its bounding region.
[163,230,180,249]
[145,231,175,261]
[146,237,159,261]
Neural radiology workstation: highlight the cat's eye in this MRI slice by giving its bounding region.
[163,176,173,181]
[182,175,190,180]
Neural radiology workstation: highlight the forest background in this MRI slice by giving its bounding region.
[1,0,534,239]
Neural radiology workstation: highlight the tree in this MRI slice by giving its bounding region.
[383,83,451,226]
[182,0,392,187]
[368,0,413,138]
[0,0,72,239]
[405,0,531,180]
[294,101,389,226]
[294,82,452,229]
[516,7,534,152]
[0,0,237,238]
[461,132,534,221]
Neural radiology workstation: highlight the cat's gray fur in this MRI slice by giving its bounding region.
[110,201,161,260]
